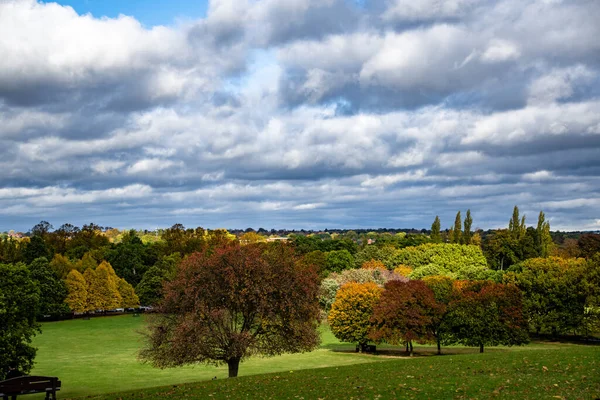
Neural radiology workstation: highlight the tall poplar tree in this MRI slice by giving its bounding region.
[536,211,552,257]
[509,206,526,241]
[431,216,441,243]
[452,211,462,244]
[463,210,473,245]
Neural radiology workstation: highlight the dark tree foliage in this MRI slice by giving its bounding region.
[0,263,40,379]
[23,235,50,265]
[445,281,529,353]
[28,258,69,318]
[578,233,600,259]
[140,242,320,378]
[105,230,148,286]
[290,235,357,255]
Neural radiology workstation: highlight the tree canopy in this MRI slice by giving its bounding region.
[140,243,321,378]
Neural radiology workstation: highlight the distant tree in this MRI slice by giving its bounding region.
[95,261,122,311]
[445,281,528,353]
[482,230,519,271]
[509,206,526,241]
[105,231,148,286]
[452,212,462,244]
[48,253,74,279]
[324,249,354,275]
[328,282,383,351]
[75,252,98,272]
[65,270,88,313]
[361,259,387,271]
[140,243,321,378]
[117,277,139,308]
[504,257,589,335]
[239,231,265,244]
[23,235,49,264]
[30,221,53,238]
[0,263,40,379]
[370,280,443,356]
[298,250,327,278]
[83,268,102,311]
[463,210,473,245]
[535,211,553,257]
[28,257,69,318]
[319,279,341,313]
[431,216,441,243]
[578,233,600,258]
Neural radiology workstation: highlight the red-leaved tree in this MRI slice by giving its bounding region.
[139,242,321,377]
[369,280,444,356]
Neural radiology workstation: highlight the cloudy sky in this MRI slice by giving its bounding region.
[1,0,599,232]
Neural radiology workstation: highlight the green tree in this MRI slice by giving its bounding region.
[140,243,321,378]
[446,281,529,353]
[370,280,443,356]
[509,206,526,241]
[324,249,354,275]
[28,257,69,318]
[23,235,49,264]
[535,211,552,257]
[463,210,473,245]
[504,257,589,335]
[0,263,40,379]
[422,275,455,354]
[328,282,383,351]
[431,216,441,243]
[65,270,88,313]
[452,212,462,244]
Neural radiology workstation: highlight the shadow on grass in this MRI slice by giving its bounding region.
[323,345,507,358]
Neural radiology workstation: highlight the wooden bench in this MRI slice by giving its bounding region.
[0,376,61,400]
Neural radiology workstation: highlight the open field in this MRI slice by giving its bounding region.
[31,315,600,399]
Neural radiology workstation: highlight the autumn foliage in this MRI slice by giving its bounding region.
[369,280,443,355]
[140,242,321,378]
[328,282,383,349]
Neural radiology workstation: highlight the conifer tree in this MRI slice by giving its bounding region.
[117,277,140,308]
[463,210,473,245]
[65,270,88,313]
[452,211,462,244]
[509,206,526,241]
[95,261,122,311]
[431,216,441,243]
[84,267,102,311]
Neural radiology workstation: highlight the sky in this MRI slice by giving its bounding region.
[1,0,599,232]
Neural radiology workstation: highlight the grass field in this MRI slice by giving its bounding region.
[31,315,600,399]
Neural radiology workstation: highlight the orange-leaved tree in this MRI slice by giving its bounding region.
[328,282,383,351]
[140,242,321,378]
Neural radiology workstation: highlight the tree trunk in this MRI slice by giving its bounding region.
[479,343,484,353]
[405,342,409,353]
[227,358,240,378]
[409,341,414,357]
[437,337,441,355]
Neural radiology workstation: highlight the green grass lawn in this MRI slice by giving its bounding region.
[31,315,378,399]
[31,315,600,399]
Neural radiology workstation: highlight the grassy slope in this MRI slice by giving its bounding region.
[31,315,600,399]
[85,345,600,400]
[31,315,377,399]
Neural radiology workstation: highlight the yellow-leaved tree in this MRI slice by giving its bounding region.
[83,267,102,311]
[117,277,140,308]
[65,269,88,313]
[95,261,122,310]
[328,282,383,351]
